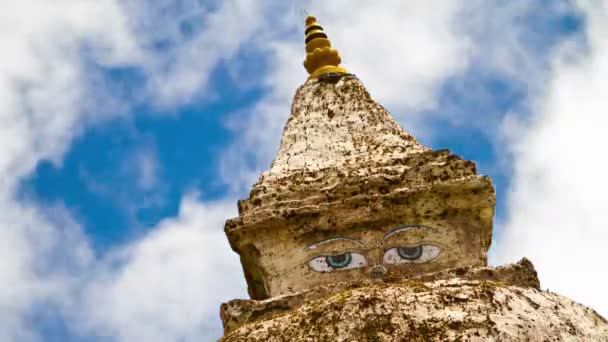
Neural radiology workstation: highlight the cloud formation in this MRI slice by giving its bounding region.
[493,0,608,316]
[1,1,606,341]
[0,1,134,339]
[0,0,256,340]
[76,198,243,341]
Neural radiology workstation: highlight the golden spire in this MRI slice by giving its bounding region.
[303,15,348,79]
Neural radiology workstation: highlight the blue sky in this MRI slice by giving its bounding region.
[1,1,607,341]
[22,2,580,251]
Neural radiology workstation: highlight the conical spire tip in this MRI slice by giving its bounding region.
[303,15,347,79]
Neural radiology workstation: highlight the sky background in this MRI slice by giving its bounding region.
[1,1,607,341]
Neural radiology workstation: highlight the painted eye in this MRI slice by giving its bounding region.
[308,252,368,272]
[383,245,441,265]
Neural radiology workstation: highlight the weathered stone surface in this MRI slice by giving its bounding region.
[221,258,540,334]
[221,260,608,341]
[230,74,490,221]
[225,74,495,300]
[270,72,426,175]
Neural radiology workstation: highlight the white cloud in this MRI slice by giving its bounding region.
[315,1,471,113]
[0,0,134,184]
[124,0,263,106]
[0,194,93,342]
[492,1,608,316]
[0,1,136,339]
[74,197,244,342]
[0,0,255,340]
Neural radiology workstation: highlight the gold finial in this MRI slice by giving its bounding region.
[303,15,348,79]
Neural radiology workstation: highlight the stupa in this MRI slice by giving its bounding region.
[219,16,608,341]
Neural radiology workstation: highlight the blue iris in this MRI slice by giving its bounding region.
[326,253,352,269]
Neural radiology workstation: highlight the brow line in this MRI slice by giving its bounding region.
[304,237,366,251]
[382,225,437,241]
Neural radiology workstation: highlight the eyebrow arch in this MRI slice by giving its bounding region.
[382,225,438,241]
[304,237,366,251]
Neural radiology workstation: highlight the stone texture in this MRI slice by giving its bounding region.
[230,73,489,220]
[225,73,495,300]
[220,260,608,342]
[220,258,540,334]
[270,72,426,175]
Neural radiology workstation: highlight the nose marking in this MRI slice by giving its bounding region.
[370,265,387,279]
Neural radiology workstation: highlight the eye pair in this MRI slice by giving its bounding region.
[307,245,442,273]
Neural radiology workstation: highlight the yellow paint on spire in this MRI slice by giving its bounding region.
[303,16,348,79]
